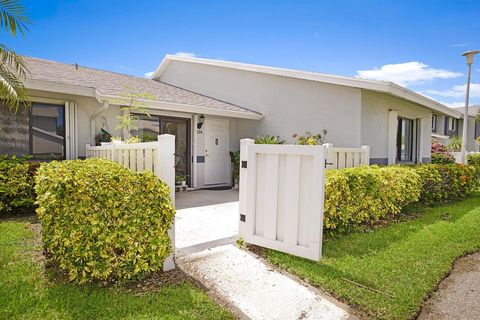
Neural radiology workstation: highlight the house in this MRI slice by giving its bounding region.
[152,55,464,165]
[0,56,262,189]
[0,55,476,189]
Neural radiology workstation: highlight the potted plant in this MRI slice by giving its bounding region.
[175,175,188,187]
[95,128,112,146]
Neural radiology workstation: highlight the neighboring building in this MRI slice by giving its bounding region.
[1,55,477,189]
[452,105,480,152]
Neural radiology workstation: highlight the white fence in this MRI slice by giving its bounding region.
[86,134,176,271]
[323,143,370,169]
[239,139,327,260]
[452,151,480,164]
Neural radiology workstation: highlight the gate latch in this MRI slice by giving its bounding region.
[324,159,333,168]
[241,161,248,168]
[240,214,246,222]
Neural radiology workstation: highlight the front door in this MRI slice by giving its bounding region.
[204,118,230,185]
[160,117,191,185]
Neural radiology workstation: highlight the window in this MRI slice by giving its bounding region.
[0,102,65,160]
[397,117,414,162]
[448,117,456,131]
[431,114,437,132]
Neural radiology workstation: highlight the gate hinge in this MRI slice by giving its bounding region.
[241,161,248,168]
[240,214,246,222]
[324,159,333,168]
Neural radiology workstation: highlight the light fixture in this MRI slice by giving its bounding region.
[197,114,205,129]
[460,50,480,164]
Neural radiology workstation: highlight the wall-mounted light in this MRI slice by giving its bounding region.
[197,114,205,129]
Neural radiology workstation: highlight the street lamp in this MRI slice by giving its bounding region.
[460,50,480,164]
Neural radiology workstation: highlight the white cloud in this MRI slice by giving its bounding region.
[450,43,467,47]
[144,71,154,78]
[355,62,462,86]
[173,51,196,58]
[425,83,480,98]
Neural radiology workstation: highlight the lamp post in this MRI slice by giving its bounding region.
[460,50,480,164]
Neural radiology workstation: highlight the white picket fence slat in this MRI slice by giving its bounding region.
[323,143,370,170]
[86,135,176,271]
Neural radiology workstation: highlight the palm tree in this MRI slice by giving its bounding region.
[0,0,30,112]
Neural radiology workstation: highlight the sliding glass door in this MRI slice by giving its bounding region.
[135,114,191,185]
[396,117,414,162]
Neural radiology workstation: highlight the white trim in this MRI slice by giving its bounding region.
[26,79,96,98]
[388,110,398,165]
[153,55,461,119]
[100,94,263,120]
[432,133,449,140]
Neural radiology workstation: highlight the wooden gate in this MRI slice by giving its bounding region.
[239,139,327,260]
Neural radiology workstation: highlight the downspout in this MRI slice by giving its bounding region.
[90,100,110,144]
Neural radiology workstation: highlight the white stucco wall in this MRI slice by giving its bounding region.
[159,61,362,147]
[361,90,432,163]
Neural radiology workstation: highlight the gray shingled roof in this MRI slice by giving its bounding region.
[453,105,480,117]
[23,56,260,116]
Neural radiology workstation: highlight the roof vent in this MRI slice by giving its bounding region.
[75,63,79,70]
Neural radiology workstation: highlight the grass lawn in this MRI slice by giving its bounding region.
[0,219,234,320]
[266,193,480,320]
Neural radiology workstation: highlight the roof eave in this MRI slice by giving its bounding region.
[25,78,262,120]
[96,94,264,120]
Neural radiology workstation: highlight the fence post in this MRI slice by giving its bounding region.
[239,138,254,238]
[157,134,176,271]
[361,145,370,165]
[111,143,117,163]
[322,143,334,169]
[85,144,90,158]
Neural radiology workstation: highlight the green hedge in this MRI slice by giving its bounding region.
[467,153,480,166]
[324,164,479,232]
[414,164,479,204]
[35,158,175,284]
[324,166,421,231]
[0,156,38,215]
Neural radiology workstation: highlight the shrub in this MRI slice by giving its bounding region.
[255,134,285,144]
[447,135,462,152]
[414,164,479,204]
[324,165,421,232]
[467,153,480,166]
[292,130,327,145]
[0,155,38,215]
[35,158,175,284]
[431,143,455,164]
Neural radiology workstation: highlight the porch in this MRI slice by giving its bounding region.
[175,189,239,255]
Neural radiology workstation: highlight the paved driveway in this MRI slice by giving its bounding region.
[175,189,239,250]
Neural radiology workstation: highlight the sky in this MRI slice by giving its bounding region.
[5,0,480,107]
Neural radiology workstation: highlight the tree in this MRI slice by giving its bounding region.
[113,86,156,140]
[0,0,30,112]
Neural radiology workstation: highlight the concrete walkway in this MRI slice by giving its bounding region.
[175,190,239,250]
[178,244,353,320]
[175,189,353,319]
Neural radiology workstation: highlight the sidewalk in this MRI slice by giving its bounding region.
[177,244,355,320]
